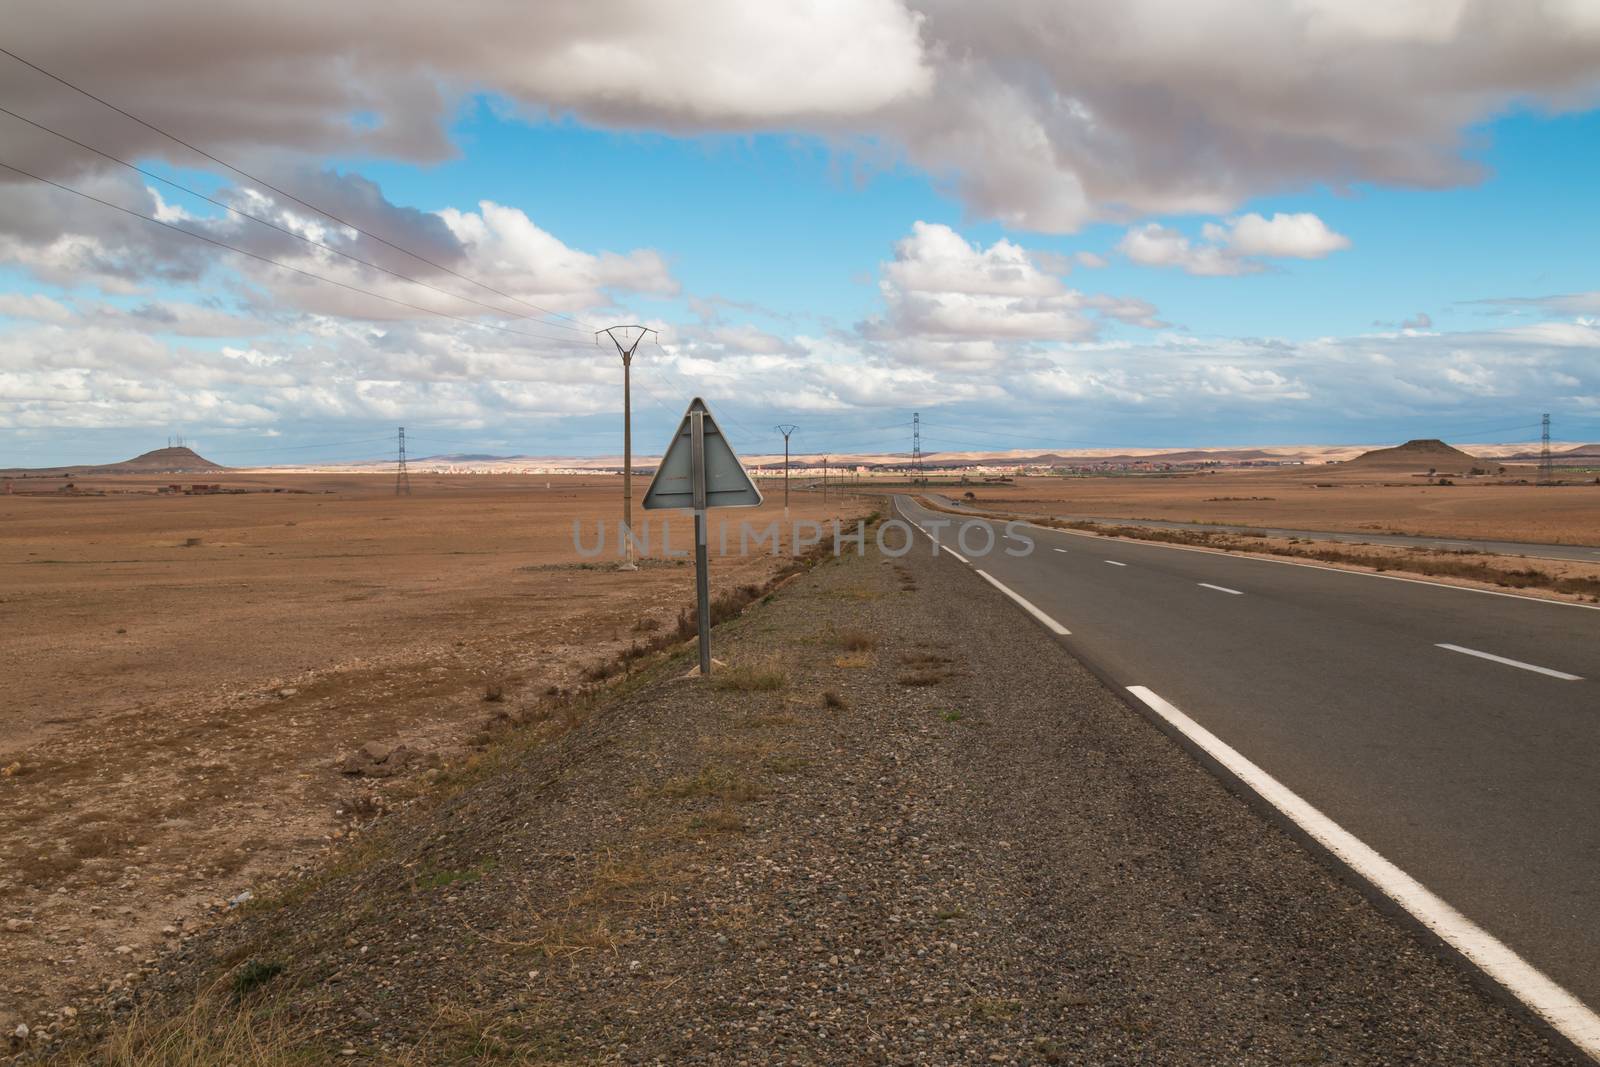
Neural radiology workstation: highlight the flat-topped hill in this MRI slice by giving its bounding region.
[1343,439,1481,471]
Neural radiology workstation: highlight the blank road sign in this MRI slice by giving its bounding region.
[642,397,763,510]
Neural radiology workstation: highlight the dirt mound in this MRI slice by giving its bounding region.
[1343,438,1481,472]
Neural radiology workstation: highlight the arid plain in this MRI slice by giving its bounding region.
[959,467,1600,545]
[0,472,854,1023]
[3,459,1598,1032]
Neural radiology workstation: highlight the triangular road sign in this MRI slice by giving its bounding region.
[642,397,763,510]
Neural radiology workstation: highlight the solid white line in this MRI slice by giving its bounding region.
[1435,643,1583,681]
[1198,582,1244,596]
[1104,560,1127,567]
[941,544,970,564]
[974,569,1070,635]
[1016,520,1600,612]
[1126,685,1600,1057]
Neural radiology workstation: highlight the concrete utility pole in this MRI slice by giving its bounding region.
[596,326,658,569]
[774,424,797,516]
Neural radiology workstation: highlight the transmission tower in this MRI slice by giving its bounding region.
[1539,412,1553,485]
[395,426,411,496]
[911,412,923,486]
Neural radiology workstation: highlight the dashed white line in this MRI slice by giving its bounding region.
[1125,685,1600,1059]
[1435,644,1583,681]
[1016,519,1600,611]
[1104,560,1127,567]
[974,570,1070,635]
[1198,583,1244,596]
[1053,547,1069,554]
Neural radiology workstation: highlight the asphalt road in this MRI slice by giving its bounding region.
[927,493,1600,563]
[893,494,1600,1048]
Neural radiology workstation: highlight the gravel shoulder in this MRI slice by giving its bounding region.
[31,524,1579,1064]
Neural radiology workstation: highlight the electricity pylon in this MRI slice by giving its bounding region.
[395,426,411,496]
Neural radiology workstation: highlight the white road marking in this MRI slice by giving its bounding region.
[1016,520,1600,612]
[974,570,1070,635]
[895,504,971,564]
[1053,547,1069,554]
[1435,644,1583,681]
[1126,685,1600,1058]
[1198,583,1244,596]
[1104,560,1127,567]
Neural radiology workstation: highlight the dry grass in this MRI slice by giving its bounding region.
[896,648,958,687]
[54,991,306,1066]
[711,661,788,692]
[836,628,878,652]
[688,807,746,834]
[822,690,847,709]
[659,765,764,803]
[833,652,874,669]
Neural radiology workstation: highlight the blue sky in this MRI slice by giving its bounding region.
[2,2,1598,467]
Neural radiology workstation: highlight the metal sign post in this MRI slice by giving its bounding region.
[643,398,762,676]
[690,408,712,675]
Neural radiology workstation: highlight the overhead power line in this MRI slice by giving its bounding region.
[0,45,594,332]
[0,105,585,337]
[0,157,595,348]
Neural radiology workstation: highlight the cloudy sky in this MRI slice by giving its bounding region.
[2,0,1599,466]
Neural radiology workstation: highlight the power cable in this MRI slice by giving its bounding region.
[0,45,595,331]
[0,106,589,337]
[0,157,596,349]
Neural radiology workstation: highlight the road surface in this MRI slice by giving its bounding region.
[893,494,1600,1055]
[927,493,1600,563]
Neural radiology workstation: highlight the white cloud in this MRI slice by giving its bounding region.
[1119,224,1247,276]
[1119,212,1350,275]
[3,2,1598,233]
[1211,212,1350,259]
[858,222,1168,365]
[1475,291,1600,316]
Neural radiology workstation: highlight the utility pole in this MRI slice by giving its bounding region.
[395,426,411,496]
[821,455,829,504]
[596,326,658,569]
[774,424,797,516]
[912,411,923,486]
[1540,412,1553,485]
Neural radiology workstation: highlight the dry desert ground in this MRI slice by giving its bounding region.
[956,468,1600,545]
[0,472,856,1023]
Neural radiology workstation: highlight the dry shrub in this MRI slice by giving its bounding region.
[836,628,878,652]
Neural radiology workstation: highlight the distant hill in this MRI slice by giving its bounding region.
[1566,443,1600,458]
[97,446,224,473]
[1,446,226,477]
[1342,439,1481,472]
